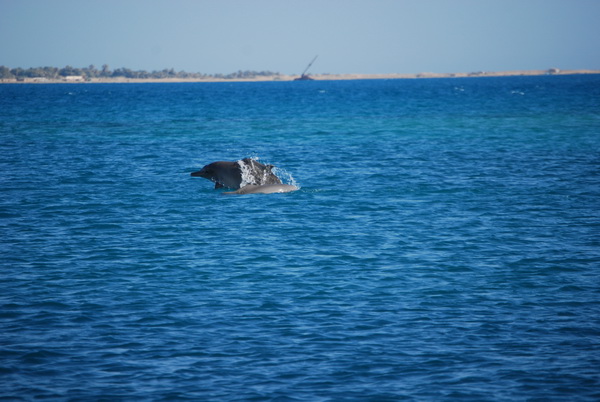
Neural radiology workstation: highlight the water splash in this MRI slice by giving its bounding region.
[237,157,299,188]
[237,158,258,187]
[273,166,299,188]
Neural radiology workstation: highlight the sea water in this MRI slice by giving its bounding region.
[1,76,599,400]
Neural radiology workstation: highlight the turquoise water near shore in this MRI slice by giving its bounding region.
[1,76,599,400]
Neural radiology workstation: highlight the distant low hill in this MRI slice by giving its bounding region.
[0,65,282,81]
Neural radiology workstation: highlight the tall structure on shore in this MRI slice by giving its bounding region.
[294,56,318,81]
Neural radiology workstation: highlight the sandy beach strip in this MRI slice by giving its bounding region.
[2,69,599,84]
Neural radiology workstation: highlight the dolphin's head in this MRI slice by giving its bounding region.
[190,164,214,179]
[191,161,243,189]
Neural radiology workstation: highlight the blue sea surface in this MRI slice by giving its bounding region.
[1,76,599,400]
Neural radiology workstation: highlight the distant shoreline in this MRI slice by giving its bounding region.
[2,69,599,84]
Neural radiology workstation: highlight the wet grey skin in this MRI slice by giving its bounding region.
[223,184,299,195]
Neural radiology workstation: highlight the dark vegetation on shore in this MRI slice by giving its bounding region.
[0,65,282,80]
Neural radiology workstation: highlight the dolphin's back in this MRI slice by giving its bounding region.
[239,158,282,187]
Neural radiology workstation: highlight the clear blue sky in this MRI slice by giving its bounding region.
[1,0,599,75]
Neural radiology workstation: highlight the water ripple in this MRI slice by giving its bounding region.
[1,77,599,400]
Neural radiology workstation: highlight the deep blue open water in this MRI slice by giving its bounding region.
[1,76,599,400]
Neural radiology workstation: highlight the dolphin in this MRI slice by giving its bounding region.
[223,184,299,195]
[191,158,282,189]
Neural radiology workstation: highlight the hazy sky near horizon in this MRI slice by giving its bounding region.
[1,0,599,75]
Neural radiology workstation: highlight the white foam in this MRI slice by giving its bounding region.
[237,159,258,187]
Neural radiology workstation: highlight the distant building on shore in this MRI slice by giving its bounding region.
[23,77,49,83]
